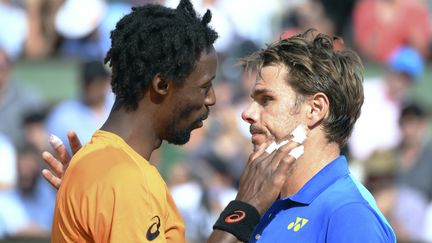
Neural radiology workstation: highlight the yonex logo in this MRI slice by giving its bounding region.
[287,217,308,232]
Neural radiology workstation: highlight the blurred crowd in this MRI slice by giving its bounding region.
[1,0,432,242]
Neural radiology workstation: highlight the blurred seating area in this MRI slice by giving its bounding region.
[1,0,432,242]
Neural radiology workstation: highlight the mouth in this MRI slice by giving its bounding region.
[250,126,267,145]
[196,120,204,128]
[251,133,265,144]
[194,112,209,129]
[200,108,210,121]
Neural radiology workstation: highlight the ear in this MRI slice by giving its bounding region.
[305,92,329,128]
[151,73,170,96]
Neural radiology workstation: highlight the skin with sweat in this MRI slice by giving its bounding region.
[242,64,340,198]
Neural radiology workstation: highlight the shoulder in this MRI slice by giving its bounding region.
[315,174,388,221]
[319,175,396,242]
[57,145,156,217]
[329,202,383,226]
[69,144,142,183]
[318,174,367,208]
[64,140,164,195]
[326,202,395,242]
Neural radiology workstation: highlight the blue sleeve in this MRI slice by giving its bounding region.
[326,203,396,243]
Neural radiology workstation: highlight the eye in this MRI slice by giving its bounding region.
[260,96,272,106]
[202,84,212,95]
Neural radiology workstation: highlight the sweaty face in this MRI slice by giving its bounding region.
[241,64,305,151]
[165,49,217,145]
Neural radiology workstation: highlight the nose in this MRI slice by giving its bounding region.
[205,86,216,107]
[241,102,259,124]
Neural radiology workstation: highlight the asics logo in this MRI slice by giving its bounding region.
[225,210,246,223]
[146,216,161,241]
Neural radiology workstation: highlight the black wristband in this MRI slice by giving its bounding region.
[213,200,261,242]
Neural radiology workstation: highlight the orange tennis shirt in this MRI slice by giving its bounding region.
[52,130,185,242]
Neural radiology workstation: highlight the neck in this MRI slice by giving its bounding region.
[100,106,162,160]
[280,131,340,197]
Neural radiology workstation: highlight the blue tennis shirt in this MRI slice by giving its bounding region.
[250,156,396,242]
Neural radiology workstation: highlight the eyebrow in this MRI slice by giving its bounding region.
[202,75,216,86]
[250,88,274,98]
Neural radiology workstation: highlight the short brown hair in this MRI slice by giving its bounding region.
[241,29,364,147]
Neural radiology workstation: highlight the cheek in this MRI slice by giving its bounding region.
[188,99,205,113]
[263,111,298,140]
[261,112,284,136]
[185,91,206,109]
[265,117,285,137]
[176,98,203,121]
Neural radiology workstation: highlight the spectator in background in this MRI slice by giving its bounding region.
[165,0,236,53]
[54,0,108,60]
[363,102,432,242]
[46,60,112,148]
[423,203,432,242]
[23,0,63,59]
[0,144,54,240]
[363,154,428,242]
[55,0,133,61]
[0,48,46,147]
[0,191,45,240]
[348,46,425,162]
[184,80,251,185]
[15,145,56,234]
[394,102,432,241]
[218,0,281,48]
[168,163,208,243]
[319,0,356,39]
[22,110,50,153]
[0,0,63,59]
[203,159,237,235]
[279,0,335,40]
[353,0,430,63]
[0,1,27,60]
[0,132,17,190]
[396,103,432,201]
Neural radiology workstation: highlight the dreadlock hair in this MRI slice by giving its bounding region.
[105,0,218,111]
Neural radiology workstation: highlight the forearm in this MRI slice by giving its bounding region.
[207,229,242,243]
[208,200,261,243]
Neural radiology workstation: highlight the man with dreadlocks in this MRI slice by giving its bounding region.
[49,0,300,242]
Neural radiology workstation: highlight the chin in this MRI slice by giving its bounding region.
[166,130,192,145]
[253,145,259,152]
[167,138,190,145]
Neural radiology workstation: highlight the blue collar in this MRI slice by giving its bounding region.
[284,156,350,205]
